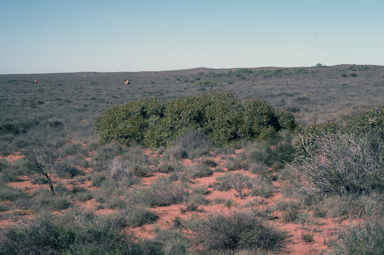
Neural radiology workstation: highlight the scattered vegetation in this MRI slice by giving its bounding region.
[1,65,384,254]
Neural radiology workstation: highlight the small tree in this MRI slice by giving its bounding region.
[228,173,250,199]
[22,137,59,196]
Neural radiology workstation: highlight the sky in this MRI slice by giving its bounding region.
[1,0,383,74]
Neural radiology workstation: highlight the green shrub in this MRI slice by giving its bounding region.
[193,211,285,253]
[95,92,297,148]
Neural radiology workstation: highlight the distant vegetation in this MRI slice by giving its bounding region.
[1,64,384,254]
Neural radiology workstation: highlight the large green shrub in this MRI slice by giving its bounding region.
[95,92,297,148]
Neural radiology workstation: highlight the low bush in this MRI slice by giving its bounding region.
[214,173,250,198]
[59,142,87,157]
[224,158,244,171]
[315,193,384,219]
[297,133,384,195]
[0,169,23,182]
[186,164,213,179]
[132,164,151,177]
[330,219,384,254]
[193,211,286,253]
[213,175,232,191]
[55,163,84,178]
[250,177,275,198]
[202,158,218,167]
[128,178,189,207]
[153,228,190,255]
[0,159,9,172]
[105,157,132,180]
[248,141,294,168]
[31,195,72,212]
[67,155,89,168]
[227,173,250,199]
[0,212,162,255]
[91,174,106,187]
[108,207,158,228]
[0,183,27,201]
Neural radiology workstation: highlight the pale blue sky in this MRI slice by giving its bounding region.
[1,0,383,74]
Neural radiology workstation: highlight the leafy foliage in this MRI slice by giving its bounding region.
[95,92,297,148]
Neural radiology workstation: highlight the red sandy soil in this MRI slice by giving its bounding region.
[1,149,356,254]
[0,152,24,163]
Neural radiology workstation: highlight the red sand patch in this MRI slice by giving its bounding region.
[141,172,169,186]
[0,152,24,163]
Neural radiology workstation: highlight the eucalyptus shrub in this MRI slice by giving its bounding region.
[95,92,297,148]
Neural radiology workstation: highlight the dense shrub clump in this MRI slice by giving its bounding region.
[95,92,297,148]
[295,106,384,156]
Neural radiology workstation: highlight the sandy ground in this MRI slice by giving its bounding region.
[0,149,355,254]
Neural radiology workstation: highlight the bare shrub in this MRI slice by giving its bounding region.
[106,158,132,181]
[127,178,189,207]
[227,173,250,199]
[297,133,384,195]
[330,219,384,254]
